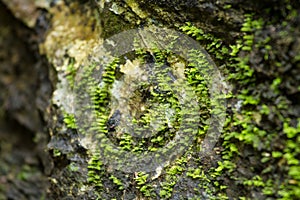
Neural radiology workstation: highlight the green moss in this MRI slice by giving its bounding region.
[76,36,215,176]
[87,153,104,189]
[65,57,76,89]
[58,4,300,198]
[53,149,61,157]
[60,18,223,198]
[109,175,124,190]
[134,172,154,197]
[63,112,77,129]
[178,13,300,199]
[243,175,265,187]
[159,157,187,199]
[179,17,260,84]
[223,4,232,9]
[179,22,227,60]
[187,168,208,180]
[278,119,300,199]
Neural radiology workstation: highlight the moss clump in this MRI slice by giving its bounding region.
[69,25,223,198]
[87,153,104,189]
[63,112,77,129]
[180,7,300,199]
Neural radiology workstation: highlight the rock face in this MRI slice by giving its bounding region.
[1,0,300,199]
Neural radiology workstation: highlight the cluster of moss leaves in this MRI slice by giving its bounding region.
[79,45,214,198]
[180,1,300,199]
[58,0,300,199]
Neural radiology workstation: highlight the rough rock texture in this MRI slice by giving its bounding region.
[1,0,300,199]
[0,1,52,199]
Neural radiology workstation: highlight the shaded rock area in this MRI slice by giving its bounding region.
[0,0,300,199]
[0,2,52,199]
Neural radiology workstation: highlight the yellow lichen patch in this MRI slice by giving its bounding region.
[39,1,102,70]
[125,0,148,19]
[39,2,104,114]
